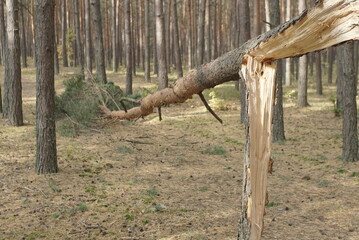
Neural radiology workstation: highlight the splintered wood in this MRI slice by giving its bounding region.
[239,56,276,240]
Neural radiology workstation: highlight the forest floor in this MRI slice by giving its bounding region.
[0,64,359,240]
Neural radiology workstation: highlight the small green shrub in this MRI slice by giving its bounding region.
[203,145,228,156]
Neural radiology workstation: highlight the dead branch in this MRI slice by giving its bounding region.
[198,92,223,124]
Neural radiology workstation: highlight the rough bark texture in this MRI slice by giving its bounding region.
[112,0,118,72]
[172,0,183,79]
[327,47,334,84]
[316,51,322,95]
[144,0,150,82]
[84,0,92,77]
[102,0,359,121]
[155,0,168,90]
[270,0,285,142]
[19,0,27,68]
[3,0,23,126]
[339,42,358,162]
[124,0,132,94]
[238,0,250,124]
[35,0,58,174]
[74,0,84,74]
[91,0,107,84]
[61,0,68,67]
[197,0,206,66]
[0,0,5,113]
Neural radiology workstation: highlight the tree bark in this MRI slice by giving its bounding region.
[339,42,358,162]
[327,47,334,84]
[0,0,5,113]
[284,0,291,86]
[35,0,58,174]
[3,0,23,126]
[252,0,261,37]
[172,0,183,79]
[155,0,168,90]
[74,0,84,74]
[112,0,118,72]
[316,51,323,95]
[90,0,107,84]
[61,0,68,67]
[84,0,92,78]
[144,0,150,82]
[124,0,133,94]
[205,0,211,63]
[297,0,308,107]
[19,0,27,68]
[269,0,285,142]
[239,0,250,124]
[197,0,206,66]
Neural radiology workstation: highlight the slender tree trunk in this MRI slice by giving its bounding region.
[252,0,261,37]
[316,51,322,95]
[117,0,123,66]
[61,0,68,67]
[3,0,23,125]
[112,0,118,72]
[270,0,285,142]
[54,29,60,75]
[84,0,92,77]
[125,0,132,94]
[205,0,211,63]
[74,0,84,75]
[144,0,150,82]
[327,47,334,84]
[239,0,250,124]
[165,0,171,72]
[155,0,168,90]
[172,0,183,79]
[197,0,206,66]
[336,49,343,110]
[297,0,308,107]
[90,0,107,84]
[186,0,193,70]
[339,42,358,162]
[0,0,5,66]
[19,0,27,68]
[212,0,218,59]
[35,0,58,174]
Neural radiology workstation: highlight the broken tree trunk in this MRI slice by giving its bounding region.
[101,0,358,239]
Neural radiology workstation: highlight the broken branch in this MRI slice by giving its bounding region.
[198,92,223,124]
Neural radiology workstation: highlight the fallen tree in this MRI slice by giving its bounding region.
[102,0,359,239]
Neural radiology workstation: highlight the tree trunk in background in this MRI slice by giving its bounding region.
[117,1,123,66]
[252,0,261,37]
[125,0,133,94]
[19,0,27,68]
[84,0,92,77]
[112,0,118,72]
[144,0,150,82]
[205,0,211,63]
[0,0,5,66]
[285,0,291,86]
[327,47,334,84]
[91,0,107,84]
[316,51,322,95]
[35,0,58,174]
[270,0,285,142]
[74,0,84,74]
[104,0,110,66]
[131,1,136,76]
[54,30,60,75]
[165,0,171,72]
[3,0,23,126]
[61,0,68,67]
[153,1,158,75]
[172,0,183,79]
[239,0,250,124]
[336,48,343,110]
[297,0,308,107]
[338,42,358,162]
[186,0,193,70]
[155,0,168,90]
[0,0,5,113]
[197,0,206,66]
[212,0,218,59]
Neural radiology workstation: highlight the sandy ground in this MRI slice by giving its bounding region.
[0,65,358,240]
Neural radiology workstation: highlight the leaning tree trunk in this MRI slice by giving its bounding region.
[35,0,58,174]
[4,0,23,126]
[101,1,359,239]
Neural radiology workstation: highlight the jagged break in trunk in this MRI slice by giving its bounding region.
[101,1,359,239]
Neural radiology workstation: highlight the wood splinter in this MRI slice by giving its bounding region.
[198,92,223,124]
